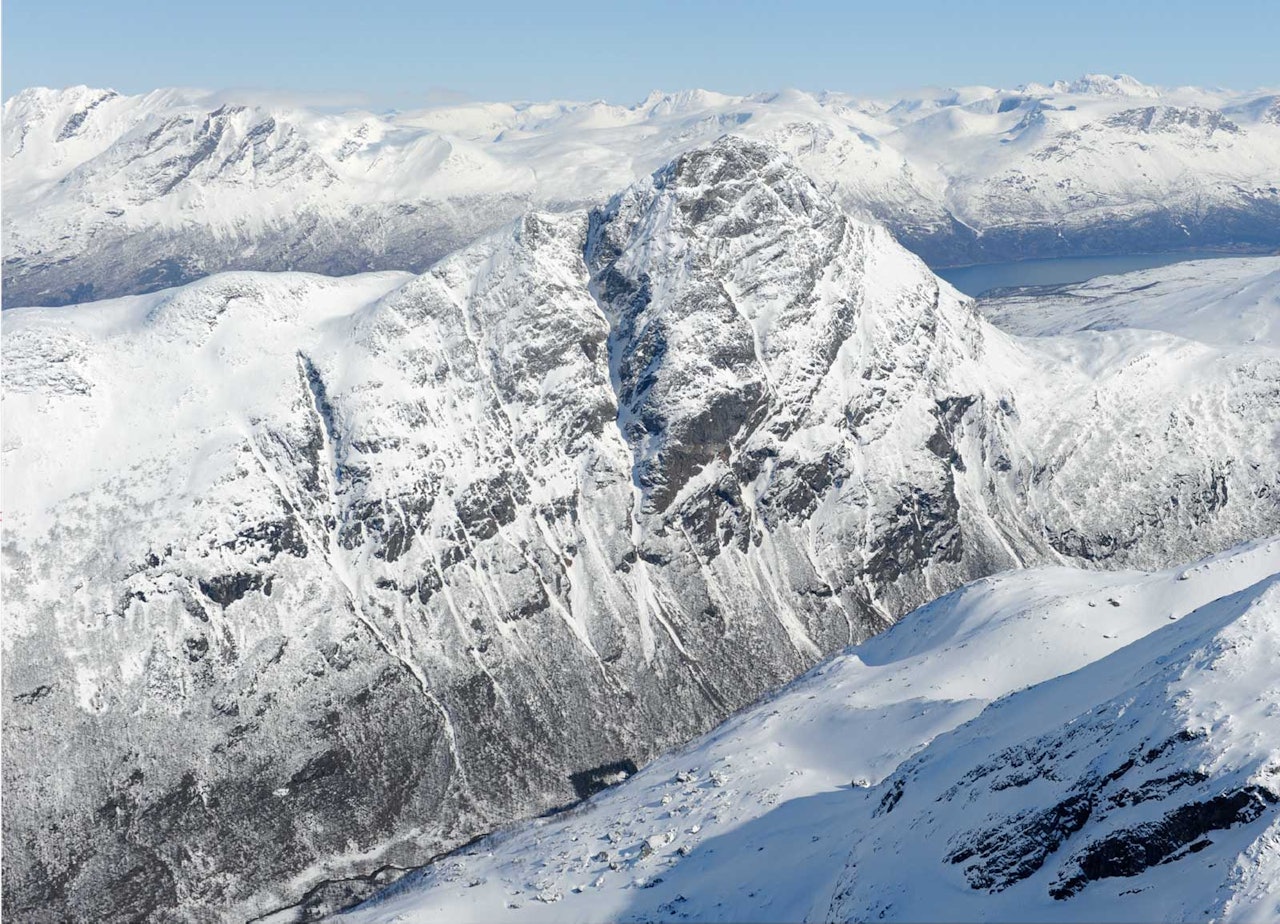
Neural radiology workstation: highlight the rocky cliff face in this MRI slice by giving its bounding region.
[3,137,1278,921]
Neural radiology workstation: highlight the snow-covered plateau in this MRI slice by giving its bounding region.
[4,74,1280,307]
[2,136,1279,921]
[342,537,1280,924]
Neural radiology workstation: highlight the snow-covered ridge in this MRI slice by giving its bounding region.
[1024,73,1164,98]
[343,538,1280,923]
[5,74,1279,306]
[3,138,1279,921]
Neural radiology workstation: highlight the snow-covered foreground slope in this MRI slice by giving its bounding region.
[5,75,1279,306]
[344,538,1280,924]
[3,139,1279,921]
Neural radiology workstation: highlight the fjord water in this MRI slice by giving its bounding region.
[937,251,1247,296]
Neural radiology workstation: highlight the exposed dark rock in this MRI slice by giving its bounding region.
[1109,769,1209,808]
[54,91,117,142]
[12,684,53,706]
[1051,785,1278,898]
[875,778,906,817]
[184,636,209,663]
[1103,106,1240,136]
[289,749,350,791]
[926,396,977,472]
[865,486,963,584]
[569,759,640,800]
[760,454,840,522]
[197,572,270,607]
[455,471,526,541]
[948,793,1094,892]
[228,516,309,560]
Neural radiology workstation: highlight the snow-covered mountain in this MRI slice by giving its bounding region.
[3,138,1279,921]
[5,75,1279,307]
[340,537,1280,924]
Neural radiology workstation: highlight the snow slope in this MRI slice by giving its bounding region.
[343,538,1280,924]
[978,255,1280,349]
[5,74,1279,306]
[3,139,1279,921]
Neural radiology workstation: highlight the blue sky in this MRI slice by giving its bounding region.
[5,0,1277,107]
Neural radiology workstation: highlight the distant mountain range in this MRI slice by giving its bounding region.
[5,74,1280,307]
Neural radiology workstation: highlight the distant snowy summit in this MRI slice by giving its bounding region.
[4,74,1280,306]
[1022,72,1164,97]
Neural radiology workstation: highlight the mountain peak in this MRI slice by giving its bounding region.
[1051,73,1161,97]
[656,133,787,189]
[635,88,739,115]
